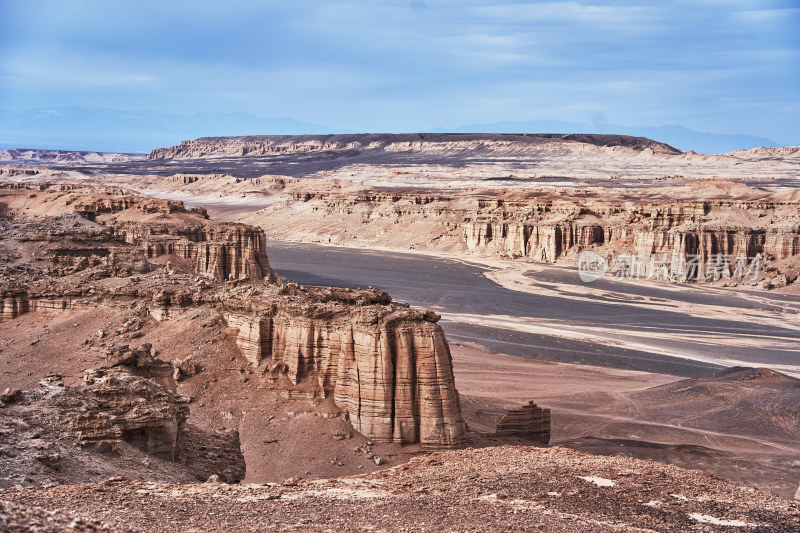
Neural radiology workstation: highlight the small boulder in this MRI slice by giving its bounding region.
[0,388,21,404]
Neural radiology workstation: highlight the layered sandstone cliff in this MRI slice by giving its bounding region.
[0,185,467,449]
[249,182,800,287]
[223,290,465,448]
[113,221,276,282]
[0,187,278,284]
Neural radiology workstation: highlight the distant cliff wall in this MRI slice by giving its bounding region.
[147,133,681,160]
[257,191,800,285]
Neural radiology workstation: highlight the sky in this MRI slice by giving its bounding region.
[1,0,799,145]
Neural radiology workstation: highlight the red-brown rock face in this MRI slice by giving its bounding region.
[0,186,466,450]
[0,187,278,284]
[223,303,466,449]
[114,222,277,282]
[265,186,800,285]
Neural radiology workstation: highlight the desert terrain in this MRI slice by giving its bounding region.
[2,134,800,530]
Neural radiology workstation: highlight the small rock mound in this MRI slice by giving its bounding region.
[709,366,800,386]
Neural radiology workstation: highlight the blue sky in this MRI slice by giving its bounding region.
[1,0,798,145]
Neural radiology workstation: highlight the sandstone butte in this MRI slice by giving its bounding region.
[0,184,466,449]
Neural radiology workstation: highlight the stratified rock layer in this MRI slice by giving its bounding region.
[114,221,276,282]
[496,400,551,444]
[0,187,278,284]
[223,290,465,449]
[0,185,466,449]
[251,183,800,287]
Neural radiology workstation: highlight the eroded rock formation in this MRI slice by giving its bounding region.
[71,367,188,459]
[0,359,246,486]
[496,401,551,444]
[224,294,465,448]
[114,221,275,282]
[0,185,467,449]
[252,182,800,287]
[0,187,278,284]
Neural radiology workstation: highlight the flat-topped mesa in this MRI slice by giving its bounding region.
[112,221,278,283]
[147,133,681,159]
[222,287,466,449]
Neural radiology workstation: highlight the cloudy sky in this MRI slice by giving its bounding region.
[1,0,798,144]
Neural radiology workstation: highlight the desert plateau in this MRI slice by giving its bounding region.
[0,132,799,532]
[3,1,800,530]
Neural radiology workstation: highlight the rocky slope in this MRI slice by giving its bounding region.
[629,367,800,443]
[0,499,127,533]
[0,351,246,488]
[0,184,466,450]
[3,446,799,532]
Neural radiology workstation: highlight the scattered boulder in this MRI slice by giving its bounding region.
[0,388,21,404]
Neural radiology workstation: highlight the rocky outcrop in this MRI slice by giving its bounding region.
[3,277,467,450]
[262,185,800,286]
[104,343,176,392]
[0,187,466,449]
[465,221,607,261]
[114,222,277,282]
[0,293,91,321]
[462,198,800,265]
[466,220,800,272]
[0,188,278,284]
[496,401,550,444]
[0,364,246,486]
[50,246,152,277]
[71,367,189,459]
[73,196,183,219]
[223,288,466,449]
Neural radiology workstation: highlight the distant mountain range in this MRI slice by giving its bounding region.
[0,107,783,154]
[0,108,349,153]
